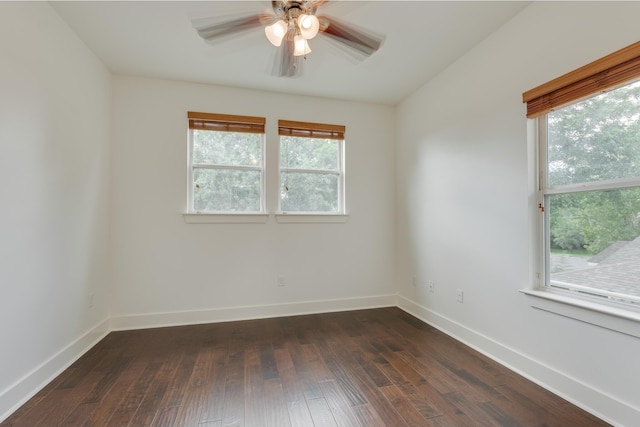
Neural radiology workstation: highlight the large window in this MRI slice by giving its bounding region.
[524,42,640,310]
[187,112,265,213]
[539,81,640,307]
[278,120,345,213]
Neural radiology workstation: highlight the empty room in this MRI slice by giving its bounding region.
[1,1,639,426]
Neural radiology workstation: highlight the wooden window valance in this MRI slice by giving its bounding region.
[188,111,265,134]
[278,120,345,140]
[522,41,640,118]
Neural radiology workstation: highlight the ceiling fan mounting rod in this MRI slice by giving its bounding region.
[286,1,303,12]
[273,0,316,20]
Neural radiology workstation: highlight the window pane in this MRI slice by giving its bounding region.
[280,136,339,170]
[193,168,261,212]
[548,188,640,299]
[547,80,640,186]
[280,172,338,212]
[193,130,262,166]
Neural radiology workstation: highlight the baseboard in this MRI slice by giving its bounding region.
[110,294,398,331]
[0,317,110,423]
[396,295,640,427]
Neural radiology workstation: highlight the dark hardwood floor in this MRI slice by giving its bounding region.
[2,308,609,427]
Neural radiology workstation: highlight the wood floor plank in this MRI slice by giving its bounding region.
[1,308,611,427]
[272,348,314,427]
[287,344,327,401]
[102,359,163,426]
[306,398,338,427]
[124,353,182,426]
[262,379,292,427]
[372,354,443,419]
[171,345,217,427]
[313,341,368,407]
[220,349,245,427]
[373,355,441,420]
[442,391,504,427]
[378,384,429,426]
[149,406,178,427]
[243,348,266,427]
[478,400,525,427]
[158,346,199,410]
[350,403,386,427]
[395,349,468,395]
[318,379,363,427]
[81,358,147,426]
[345,374,409,427]
[29,369,105,427]
[195,347,230,424]
[259,344,279,381]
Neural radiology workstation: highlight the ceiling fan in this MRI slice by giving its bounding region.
[192,0,384,77]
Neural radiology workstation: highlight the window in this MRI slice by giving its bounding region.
[524,42,640,310]
[539,81,640,307]
[187,112,265,213]
[278,120,345,214]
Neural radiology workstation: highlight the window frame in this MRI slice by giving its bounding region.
[277,120,347,215]
[186,112,267,218]
[522,41,640,331]
[536,108,640,309]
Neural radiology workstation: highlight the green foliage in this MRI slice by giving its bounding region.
[547,81,640,254]
[280,172,338,212]
[193,130,261,166]
[192,130,262,212]
[193,169,261,212]
[549,189,640,253]
[280,136,339,170]
[549,196,584,250]
[280,136,341,212]
[190,131,343,212]
[548,82,640,185]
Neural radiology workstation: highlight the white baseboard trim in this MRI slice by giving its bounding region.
[396,295,639,427]
[0,317,110,423]
[110,294,398,331]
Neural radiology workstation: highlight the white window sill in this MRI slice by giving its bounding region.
[275,213,349,223]
[182,212,269,224]
[521,288,640,338]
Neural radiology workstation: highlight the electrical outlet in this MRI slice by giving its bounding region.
[428,281,435,293]
[456,289,464,303]
[88,293,95,308]
[412,275,417,287]
[278,275,286,287]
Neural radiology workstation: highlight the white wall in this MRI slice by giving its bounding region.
[0,2,111,419]
[110,76,396,326]
[396,2,640,426]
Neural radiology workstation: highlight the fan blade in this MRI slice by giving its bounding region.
[319,16,384,59]
[271,31,303,78]
[192,14,263,43]
[311,0,329,10]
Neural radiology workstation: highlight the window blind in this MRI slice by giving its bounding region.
[188,111,265,134]
[278,120,345,140]
[522,41,640,118]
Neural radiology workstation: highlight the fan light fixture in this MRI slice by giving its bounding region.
[293,35,312,56]
[265,2,320,56]
[264,20,287,46]
[298,14,319,39]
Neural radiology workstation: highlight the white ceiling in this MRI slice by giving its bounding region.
[51,1,530,105]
